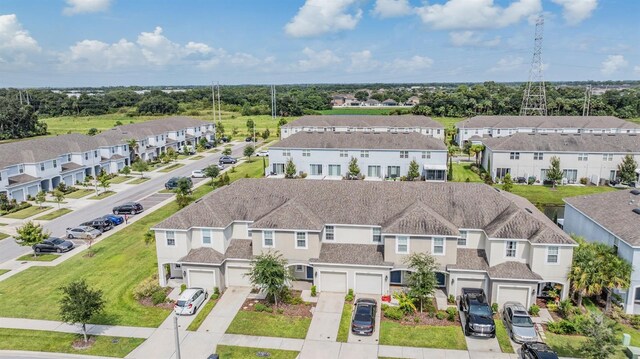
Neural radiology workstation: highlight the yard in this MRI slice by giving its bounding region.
[215,345,299,359]
[65,188,95,199]
[16,253,60,262]
[450,162,483,182]
[379,321,467,350]
[2,206,51,219]
[158,163,184,172]
[187,298,217,331]
[506,185,617,206]
[88,190,116,200]
[127,177,150,184]
[337,303,353,342]
[0,270,9,276]
[35,208,73,220]
[494,320,515,353]
[109,175,133,184]
[226,311,311,339]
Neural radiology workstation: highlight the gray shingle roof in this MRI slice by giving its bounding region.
[458,116,639,129]
[60,162,84,172]
[271,132,447,151]
[0,134,97,169]
[7,173,40,186]
[565,189,640,246]
[447,249,489,271]
[483,133,640,153]
[488,262,542,281]
[178,247,224,265]
[283,115,443,129]
[156,179,574,244]
[225,239,253,260]
[310,243,392,266]
[94,117,211,145]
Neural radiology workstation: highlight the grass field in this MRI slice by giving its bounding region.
[0,270,9,276]
[17,253,60,262]
[494,321,515,353]
[65,189,95,199]
[35,208,73,221]
[215,345,299,359]
[88,191,116,200]
[506,185,617,206]
[379,322,467,349]
[451,163,483,182]
[190,155,204,160]
[0,328,144,358]
[186,298,217,331]
[0,232,9,241]
[2,206,51,219]
[158,163,184,173]
[127,177,149,184]
[109,176,133,184]
[337,303,352,342]
[226,311,311,339]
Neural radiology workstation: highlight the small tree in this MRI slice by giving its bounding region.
[246,119,255,134]
[53,189,65,209]
[222,147,232,156]
[407,159,420,181]
[87,128,98,136]
[470,144,484,166]
[348,157,360,179]
[232,126,239,136]
[618,154,638,184]
[59,279,105,343]
[405,253,438,312]
[247,252,293,307]
[35,191,46,209]
[216,121,225,138]
[244,145,255,160]
[546,156,563,188]
[204,164,220,185]
[447,156,453,181]
[502,173,513,192]
[131,160,149,178]
[120,165,131,177]
[166,147,176,163]
[285,158,297,179]
[276,118,288,136]
[261,128,270,140]
[182,145,189,155]
[199,137,208,149]
[99,175,110,194]
[175,178,193,208]
[144,230,155,246]
[580,315,619,359]
[16,221,50,256]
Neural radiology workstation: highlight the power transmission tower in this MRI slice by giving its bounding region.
[520,15,547,116]
[216,82,222,122]
[271,85,277,118]
[582,85,592,116]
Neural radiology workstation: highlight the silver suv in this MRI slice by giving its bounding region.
[502,302,537,343]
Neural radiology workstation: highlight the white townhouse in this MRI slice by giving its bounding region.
[456,116,640,145]
[152,179,576,309]
[563,189,640,314]
[280,115,445,140]
[269,132,448,181]
[481,133,640,185]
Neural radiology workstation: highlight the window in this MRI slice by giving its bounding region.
[263,231,274,247]
[339,150,348,158]
[272,163,285,175]
[85,153,88,160]
[310,164,323,176]
[505,241,517,257]
[603,153,613,161]
[282,149,291,157]
[302,150,311,157]
[533,152,544,160]
[563,169,578,182]
[367,165,381,178]
[578,153,588,161]
[360,150,369,158]
[155,136,158,141]
[94,151,98,158]
[325,226,334,241]
[53,160,57,168]
[400,151,409,159]
[509,152,520,160]
[67,154,71,161]
[295,265,304,272]
[396,236,408,253]
[166,231,175,246]
[19,165,23,173]
[432,237,444,255]
[610,170,618,181]
[202,229,211,244]
[295,232,307,249]
[497,129,501,134]
[387,166,400,178]
[123,145,127,151]
[547,246,559,264]
[422,151,431,159]
[458,231,467,246]
[373,228,382,243]
[247,228,252,238]
[40,163,45,171]
[328,164,341,176]
[111,147,115,154]
[496,168,510,178]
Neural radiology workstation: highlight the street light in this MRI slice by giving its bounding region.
[174,314,181,359]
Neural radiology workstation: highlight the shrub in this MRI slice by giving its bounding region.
[393,292,417,314]
[180,284,187,294]
[254,303,271,312]
[288,296,303,305]
[345,294,354,302]
[579,177,588,185]
[383,306,404,320]
[413,316,420,323]
[212,287,220,300]
[310,285,317,297]
[447,295,455,304]
[630,315,640,330]
[558,299,574,318]
[491,303,498,313]
[446,307,458,321]
[547,319,578,335]
[529,304,540,317]
[547,303,558,312]
[277,308,284,314]
[436,311,446,320]
[151,290,166,305]
[133,275,162,300]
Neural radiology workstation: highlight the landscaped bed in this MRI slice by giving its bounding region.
[189,155,205,160]
[215,345,299,359]
[16,253,60,262]
[35,208,73,221]
[2,205,51,219]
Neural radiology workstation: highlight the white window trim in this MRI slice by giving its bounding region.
[263,230,274,248]
[457,231,467,247]
[545,246,559,265]
[166,231,176,247]
[505,240,517,258]
[324,226,334,241]
[372,228,382,243]
[295,265,304,272]
[395,235,409,254]
[201,229,212,245]
[432,237,445,256]
[295,232,308,249]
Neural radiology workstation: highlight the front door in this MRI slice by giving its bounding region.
[306,266,313,280]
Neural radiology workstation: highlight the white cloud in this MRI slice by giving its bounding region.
[416,0,541,30]
[372,0,413,18]
[296,47,342,71]
[490,56,525,72]
[348,50,380,72]
[388,55,433,72]
[0,14,40,67]
[65,39,143,70]
[285,0,362,37]
[551,0,597,25]
[634,65,640,76]
[63,0,111,15]
[601,55,628,75]
[449,31,501,47]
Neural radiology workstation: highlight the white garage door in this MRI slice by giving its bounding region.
[456,278,485,296]
[188,270,216,291]
[497,286,530,308]
[320,272,347,293]
[355,273,383,295]
[11,189,24,202]
[227,266,251,287]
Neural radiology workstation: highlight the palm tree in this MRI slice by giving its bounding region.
[600,252,631,312]
[568,239,601,309]
[127,139,139,163]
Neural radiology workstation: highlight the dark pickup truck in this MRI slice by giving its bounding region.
[459,288,496,338]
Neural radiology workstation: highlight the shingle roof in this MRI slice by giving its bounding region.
[488,262,542,281]
[178,247,224,265]
[565,189,640,246]
[156,179,574,244]
[458,116,639,129]
[225,239,253,260]
[94,117,211,145]
[283,115,443,129]
[60,162,84,172]
[0,134,97,169]
[483,133,640,153]
[271,132,447,151]
[7,173,40,186]
[310,243,392,266]
[447,249,489,271]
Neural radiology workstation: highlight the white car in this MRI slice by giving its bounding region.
[256,150,269,157]
[66,226,101,240]
[174,288,207,315]
[191,169,205,178]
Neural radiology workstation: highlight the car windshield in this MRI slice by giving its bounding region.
[354,305,372,322]
[512,315,534,327]
[51,238,64,245]
[176,300,187,307]
[469,304,493,317]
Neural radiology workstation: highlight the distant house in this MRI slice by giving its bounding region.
[382,99,398,106]
[404,96,420,106]
[363,99,381,107]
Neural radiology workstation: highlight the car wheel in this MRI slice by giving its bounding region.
[67,234,74,239]
[490,333,496,339]
[114,210,119,215]
[192,306,197,315]
[57,248,62,253]
[132,210,137,215]
[35,247,41,253]
[464,325,470,337]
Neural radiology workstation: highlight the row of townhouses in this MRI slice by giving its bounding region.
[153,179,575,307]
[0,117,214,202]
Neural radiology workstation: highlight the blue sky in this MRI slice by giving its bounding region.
[1,0,638,87]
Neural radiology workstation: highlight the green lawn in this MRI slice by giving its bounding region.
[0,232,9,241]
[506,185,617,206]
[158,189,175,194]
[17,253,60,262]
[65,189,95,199]
[337,303,352,342]
[226,311,311,339]
[88,191,116,200]
[158,163,184,172]
[451,163,483,182]
[109,176,133,184]
[177,154,190,160]
[495,320,515,353]
[2,206,51,219]
[190,155,205,160]
[215,345,299,359]
[0,328,144,358]
[42,113,171,135]
[379,322,467,349]
[187,298,217,331]
[545,332,626,359]
[35,208,73,221]
[127,177,150,184]
[0,270,9,276]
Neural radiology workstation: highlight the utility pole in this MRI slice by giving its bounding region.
[271,85,277,118]
[520,15,547,116]
[211,82,217,143]
[217,82,222,122]
[173,315,181,359]
[582,85,592,116]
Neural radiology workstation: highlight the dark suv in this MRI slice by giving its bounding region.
[80,218,113,232]
[459,288,496,338]
[112,202,143,215]
[165,177,193,190]
[521,342,559,359]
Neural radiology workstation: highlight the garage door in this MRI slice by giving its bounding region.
[320,272,347,293]
[188,270,216,291]
[226,266,251,287]
[11,189,24,202]
[497,286,530,308]
[456,278,485,296]
[355,273,383,295]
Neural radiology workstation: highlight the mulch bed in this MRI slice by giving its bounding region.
[138,287,175,309]
[72,336,96,350]
[383,298,460,326]
[241,290,313,318]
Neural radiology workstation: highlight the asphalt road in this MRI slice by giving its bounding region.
[0,142,250,264]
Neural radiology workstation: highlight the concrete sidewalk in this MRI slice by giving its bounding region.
[197,286,251,334]
[0,317,155,339]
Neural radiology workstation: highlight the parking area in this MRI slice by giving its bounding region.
[138,193,174,209]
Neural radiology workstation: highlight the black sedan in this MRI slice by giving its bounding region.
[351,298,377,336]
[521,342,559,359]
[33,237,74,254]
[219,156,237,164]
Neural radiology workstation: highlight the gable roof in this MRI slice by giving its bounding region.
[458,116,639,130]
[272,131,447,151]
[0,133,97,169]
[283,115,443,129]
[155,179,574,245]
[310,243,392,266]
[483,133,640,153]
[94,117,211,145]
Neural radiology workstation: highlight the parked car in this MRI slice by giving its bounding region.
[66,226,101,240]
[255,150,269,157]
[174,288,207,316]
[459,288,495,338]
[219,156,237,164]
[165,177,193,190]
[191,170,206,178]
[351,298,377,336]
[80,218,113,232]
[217,163,225,170]
[521,342,559,359]
[244,136,256,142]
[203,141,215,149]
[502,302,537,343]
[219,136,230,143]
[32,237,74,253]
[100,214,124,226]
[112,202,143,215]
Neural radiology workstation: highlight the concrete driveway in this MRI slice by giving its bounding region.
[305,292,344,342]
[198,286,251,334]
[459,310,502,353]
[347,296,381,345]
